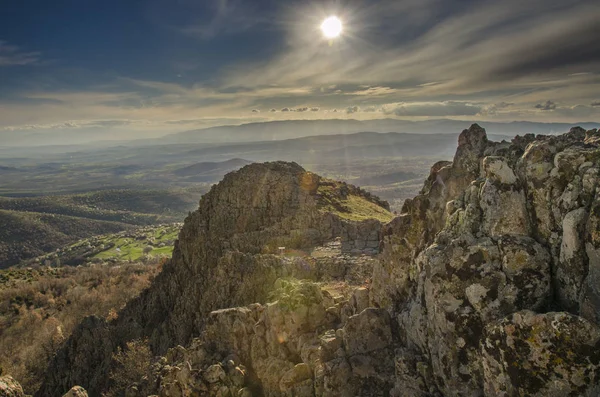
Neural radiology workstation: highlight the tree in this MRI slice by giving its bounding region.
[142,245,153,255]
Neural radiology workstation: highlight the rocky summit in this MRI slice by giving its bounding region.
[27,125,600,396]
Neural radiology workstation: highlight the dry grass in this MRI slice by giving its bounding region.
[0,261,162,394]
[317,181,394,223]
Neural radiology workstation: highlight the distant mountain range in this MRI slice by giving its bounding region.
[147,119,600,145]
[2,119,599,148]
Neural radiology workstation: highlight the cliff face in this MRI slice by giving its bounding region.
[371,125,600,396]
[36,126,600,397]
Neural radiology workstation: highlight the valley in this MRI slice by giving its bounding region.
[0,128,465,268]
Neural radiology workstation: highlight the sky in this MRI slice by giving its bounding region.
[1,0,599,141]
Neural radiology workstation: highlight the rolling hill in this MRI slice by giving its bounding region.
[0,210,134,268]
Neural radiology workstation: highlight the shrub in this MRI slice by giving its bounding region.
[0,262,160,394]
[106,338,153,397]
[268,278,322,311]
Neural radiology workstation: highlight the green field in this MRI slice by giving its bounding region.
[25,224,182,267]
[91,227,180,261]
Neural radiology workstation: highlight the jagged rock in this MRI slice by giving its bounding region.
[37,162,390,397]
[375,124,600,395]
[204,364,226,384]
[279,363,312,392]
[37,125,600,397]
[342,308,392,356]
[61,386,88,397]
[482,311,600,396]
[0,376,24,397]
[582,193,600,322]
[38,316,112,397]
[557,207,589,311]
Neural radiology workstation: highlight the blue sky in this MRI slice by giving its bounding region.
[1,0,599,140]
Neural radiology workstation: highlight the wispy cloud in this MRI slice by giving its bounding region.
[2,0,599,134]
[223,0,600,99]
[381,101,482,117]
[346,86,399,96]
[177,0,268,40]
[0,40,40,66]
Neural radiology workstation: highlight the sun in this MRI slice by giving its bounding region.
[321,16,342,39]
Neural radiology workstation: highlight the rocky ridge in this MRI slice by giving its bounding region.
[35,162,390,396]
[28,125,600,396]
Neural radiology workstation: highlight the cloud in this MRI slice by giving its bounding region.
[0,41,40,66]
[0,119,133,131]
[347,86,399,97]
[478,102,514,116]
[535,101,557,111]
[549,104,600,119]
[222,0,600,103]
[382,101,482,117]
[4,0,600,131]
[251,109,260,113]
[363,106,380,113]
[175,0,269,40]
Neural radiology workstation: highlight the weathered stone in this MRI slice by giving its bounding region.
[343,308,392,356]
[0,376,24,397]
[62,386,88,397]
[557,208,589,312]
[204,364,226,384]
[482,311,600,397]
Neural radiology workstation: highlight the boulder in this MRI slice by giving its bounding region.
[0,376,24,397]
[62,386,88,397]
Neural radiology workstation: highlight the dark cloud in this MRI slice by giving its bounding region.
[591,101,600,107]
[269,108,277,112]
[346,106,360,114]
[281,107,291,112]
[296,107,308,112]
[535,101,557,111]
[251,109,260,113]
[487,20,600,82]
[310,107,319,112]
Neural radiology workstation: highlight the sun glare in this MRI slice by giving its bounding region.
[321,16,342,39]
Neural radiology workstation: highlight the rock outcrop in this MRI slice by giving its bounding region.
[61,386,88,397]
[37,162,391,397]
[372,125,600,396]
[0,376,24,397]
[37,125,600,397]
